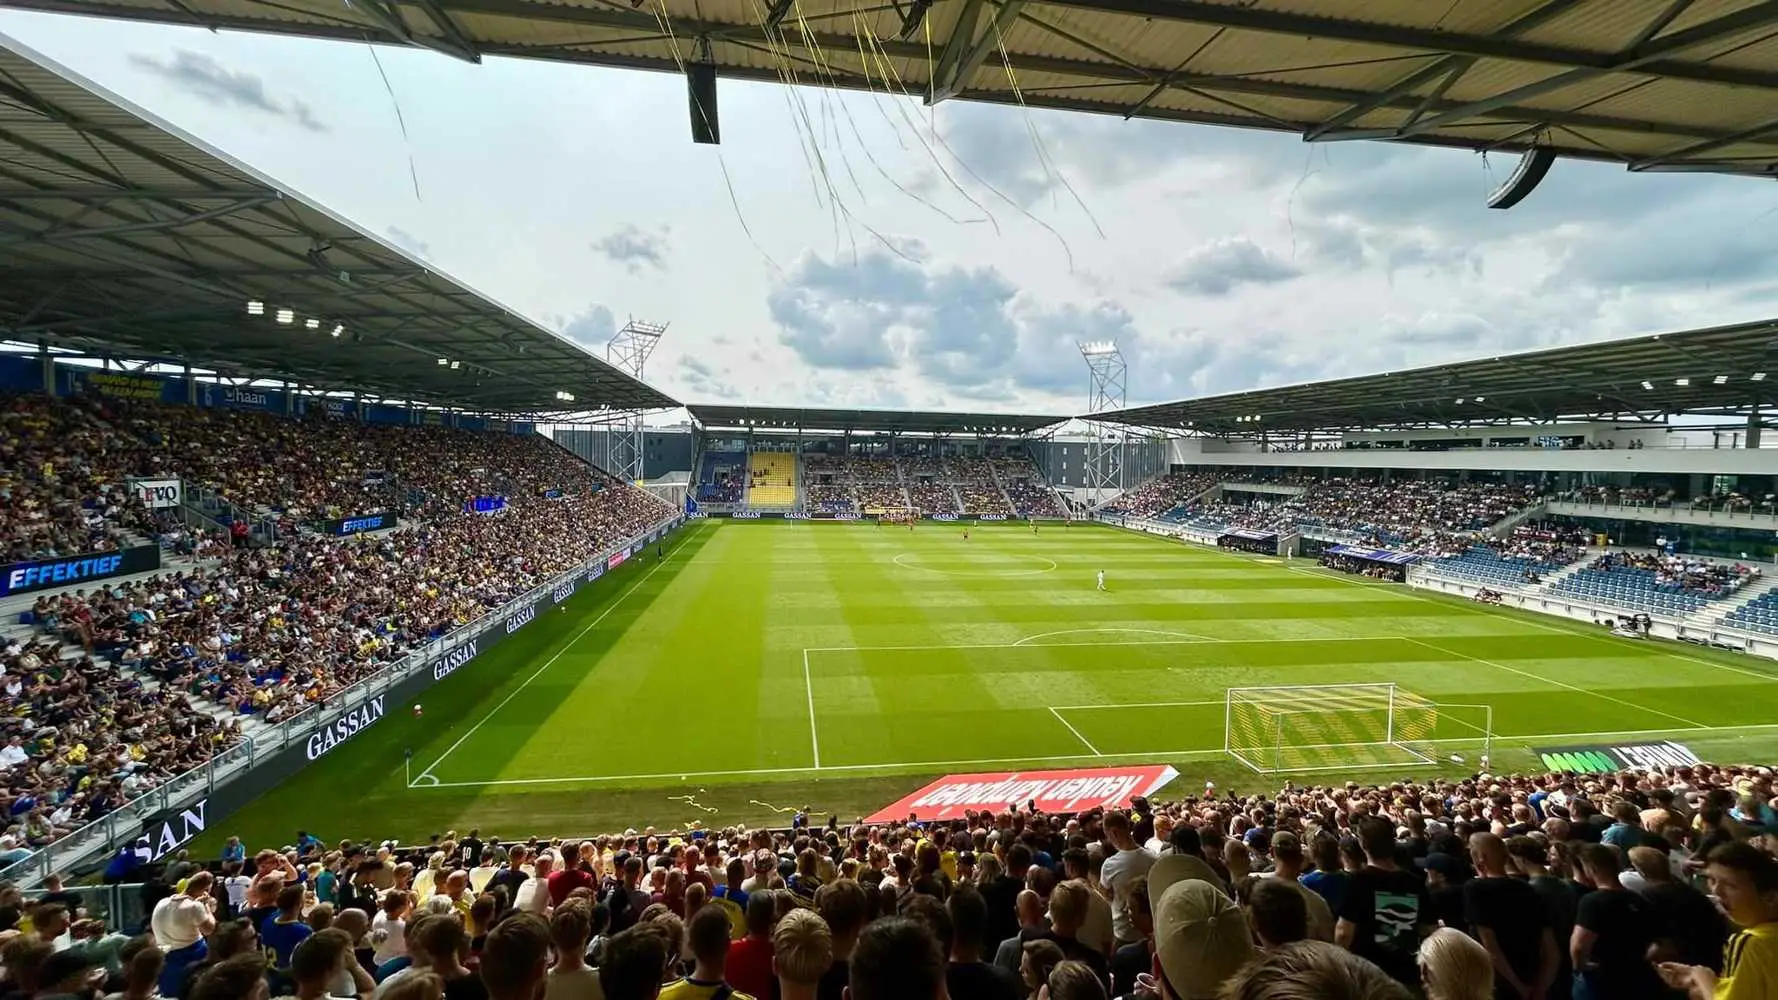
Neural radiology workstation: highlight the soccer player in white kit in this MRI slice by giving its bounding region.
[1097,570,1106,591]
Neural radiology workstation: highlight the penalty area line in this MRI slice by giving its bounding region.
[1049,707,1104,756]
[409,550,676,787]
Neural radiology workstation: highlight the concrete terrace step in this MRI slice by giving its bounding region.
[1688,573,1778,630]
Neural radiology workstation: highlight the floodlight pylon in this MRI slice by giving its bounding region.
[605,319,667,485]
[1079,341,1127,507]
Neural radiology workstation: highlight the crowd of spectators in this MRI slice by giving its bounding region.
[1106,474,1217,518]
[1,392,673,818]
[996,460,1067,518]
[46,760,1776,1000]
[803,485,855,514]
[0,395,162,563]
[855,484,909,511]
[1182,479,1540,557]
[906,482,959,515]
[0,633,243,836]
[1485,523,1591,566]
[1588,551,1758,598]
[1560,485,1671,507]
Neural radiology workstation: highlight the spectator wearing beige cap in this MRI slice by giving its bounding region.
[1147,854,1252,1000]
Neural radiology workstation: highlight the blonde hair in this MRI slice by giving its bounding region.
[1419,928,1492,1000]
[771,909,833,984]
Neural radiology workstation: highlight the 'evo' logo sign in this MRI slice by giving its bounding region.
[434,640,477,680]
[305,696,386,760]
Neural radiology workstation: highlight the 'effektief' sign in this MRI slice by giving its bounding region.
[866,764,1179,822]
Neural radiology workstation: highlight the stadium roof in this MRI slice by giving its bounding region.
[688,404,1065,434]
[0,35,678,415]
[1096,317,1778,434]
[21,0,1778,183]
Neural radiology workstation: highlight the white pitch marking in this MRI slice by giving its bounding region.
[411,549,677,786]
[803,647,821,769]
[1403,636,1708,730]
[1013,627,1214,646]
[1049,706,1105,756]
[407,720,1778,790]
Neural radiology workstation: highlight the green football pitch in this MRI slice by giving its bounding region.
[201,520,1778,850]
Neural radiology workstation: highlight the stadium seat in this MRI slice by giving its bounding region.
[746,452,798,508]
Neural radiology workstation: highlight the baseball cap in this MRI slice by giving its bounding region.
[1148,853,1227,902]
[1153,879,1253,999]
[1415,852,1460,876]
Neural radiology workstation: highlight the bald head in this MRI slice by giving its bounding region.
[1015,890,1043,926]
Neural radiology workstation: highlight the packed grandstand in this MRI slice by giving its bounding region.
[3,380,1778,1000]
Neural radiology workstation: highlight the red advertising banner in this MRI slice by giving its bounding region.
[607,550,627,571]
[865,764,1179,823]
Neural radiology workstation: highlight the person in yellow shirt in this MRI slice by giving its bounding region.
[1659,841,1778,1000]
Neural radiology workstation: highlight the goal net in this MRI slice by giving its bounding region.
[1224,683,1494,775]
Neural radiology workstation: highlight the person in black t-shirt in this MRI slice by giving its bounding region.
[1628,846,1728,971]
[940,887,1021,1000]
[1571,844,1662,1000]
[1465,833,1557,1000]
[1335,818,1432,989]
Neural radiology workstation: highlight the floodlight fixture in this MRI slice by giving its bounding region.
[246,300,265,316]
[1755,372,1768,381]
[304,318,320,330]
[330,325,344,338]
[1675,377,1690,386]
[275,308,294,325]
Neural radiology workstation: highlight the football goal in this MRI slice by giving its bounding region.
[1224,683,1494,775]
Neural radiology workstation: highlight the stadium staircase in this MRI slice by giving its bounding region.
[1488,500,1548,537]
[1689,575,1778,635]
[1533,558,1594,593]
[746,451,798,509]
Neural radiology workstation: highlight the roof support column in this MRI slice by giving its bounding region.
[185,362,195,405]
[37,339,51,395]
[1748,404,1763,449]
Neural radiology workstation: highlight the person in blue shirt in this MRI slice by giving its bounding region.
[221,837,246,865]
[259,884,312,993]
[1601,802,1652,849]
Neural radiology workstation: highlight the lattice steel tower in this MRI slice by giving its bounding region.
[604,319,667,485]
[1079,341,1127,507]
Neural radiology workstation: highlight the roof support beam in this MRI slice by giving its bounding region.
[929,0,1026,103]
[1390,3,1778,139]
[1305,0,1582,140]
[1039,0,1778,90]
[0,186,277,202]
[351,0,481,63]
[1631,114,1778,168]
[0,195,280,247]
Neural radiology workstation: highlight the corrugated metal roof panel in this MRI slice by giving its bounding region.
[7,0,1777,182]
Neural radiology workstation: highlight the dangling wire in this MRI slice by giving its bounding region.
[363,42,422,201]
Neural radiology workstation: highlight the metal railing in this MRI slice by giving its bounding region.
[0,512,681,887]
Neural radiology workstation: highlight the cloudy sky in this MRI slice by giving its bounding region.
[7,9,1778,416]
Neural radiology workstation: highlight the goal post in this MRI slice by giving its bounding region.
[1224,683,1494,775]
